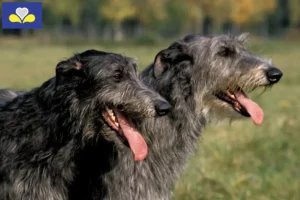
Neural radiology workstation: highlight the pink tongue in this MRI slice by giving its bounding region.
[234,92,264,126]
[115,112,148,161]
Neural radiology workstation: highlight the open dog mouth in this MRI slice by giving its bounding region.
[215,89,264,126]
[102,108,147,161]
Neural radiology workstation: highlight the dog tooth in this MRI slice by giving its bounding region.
[226,90,235,99]
[108,109,114,116]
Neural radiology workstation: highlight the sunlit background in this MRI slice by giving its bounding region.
[0,0,300,199]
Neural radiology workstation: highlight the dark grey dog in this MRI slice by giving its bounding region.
[0,49,171,200]
[0,34,283,200]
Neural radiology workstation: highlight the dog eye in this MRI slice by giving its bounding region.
[113,72,122,81]
[219,47,235,57]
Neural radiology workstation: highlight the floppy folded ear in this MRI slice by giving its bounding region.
[153,52,167,78]
[55,58,83,86]
[153,43,192,79]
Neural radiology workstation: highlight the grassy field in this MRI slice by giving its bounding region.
[0,37,299,200]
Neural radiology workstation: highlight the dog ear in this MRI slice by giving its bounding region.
[153,43,192,79]
[153,52,167,78]
[237,32,249,44]
[55,58,83,86]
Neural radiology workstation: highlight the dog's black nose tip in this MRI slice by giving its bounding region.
[267,68,283,84]
[155,101,172,116]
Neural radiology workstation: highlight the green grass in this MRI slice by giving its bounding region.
[0,37,299,200]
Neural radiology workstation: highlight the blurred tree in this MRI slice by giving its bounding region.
[158,0,202,36]
[43,0,82,25]
[134,0,167,27]
[80,0,101,39]
[230,0,276,35]
[100,0,136,41]
[199,0,232,32]
[231,0,255,26]
[251,0,276,22]
[289,0,300,26]
[184,0,204,33]
[254,0,276,36]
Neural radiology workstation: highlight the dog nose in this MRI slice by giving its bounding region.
[155,101,172,116]
[266,67,283,84]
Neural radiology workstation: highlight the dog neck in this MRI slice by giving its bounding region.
[80,69,203,200]
[69,67,205,200]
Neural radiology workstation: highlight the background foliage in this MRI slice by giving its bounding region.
[1,0,300,41]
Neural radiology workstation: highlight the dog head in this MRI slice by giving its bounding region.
[55,49,171,160]
[141,33,283,126]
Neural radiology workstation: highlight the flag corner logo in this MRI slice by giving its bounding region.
[2,2,42,29]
